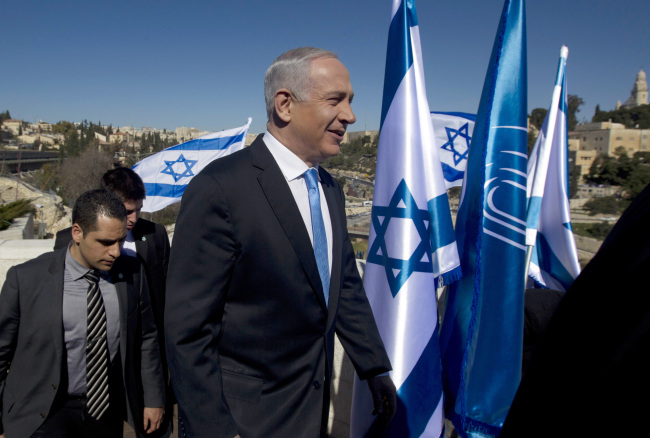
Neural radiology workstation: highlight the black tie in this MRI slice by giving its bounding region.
[83,270,110,419]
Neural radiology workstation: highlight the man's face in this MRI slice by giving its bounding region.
[70,215,127,272]
[287,57,356,167]
[123,198,143,231]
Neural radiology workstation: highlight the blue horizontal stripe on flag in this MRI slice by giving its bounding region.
[143,182,188,198]
[167,131,245,151]
[431,111,477,122]
[441,162,465,183]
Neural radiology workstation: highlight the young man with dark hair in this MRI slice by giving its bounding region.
[0,189,165,438]
[54,167,173,437]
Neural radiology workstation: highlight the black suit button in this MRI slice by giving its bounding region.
[312,381,321,390]
[40,412,46,418]
[51,384,57,390]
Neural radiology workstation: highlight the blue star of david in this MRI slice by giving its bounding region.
[160,154,198,182]
[367,179,432,297]
[441,123,471,166]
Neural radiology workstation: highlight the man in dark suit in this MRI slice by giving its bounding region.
[500,183,650,438]
[54,168,173,437]
[165,47,396,438]
[0,189,165,438]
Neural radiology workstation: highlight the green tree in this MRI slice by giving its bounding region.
[569,164,581,198]
[0,110,11,123]
[567,94,584,130]
[65,129,82,157]
[583,196,622,216]
[529,108,548,130]
[0,200,33,231]
[588,154,620,185]
[592,104,650,129]
[624,165,650,198]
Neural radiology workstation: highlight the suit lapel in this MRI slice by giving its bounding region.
[250,138,328,312]
[320,168,343,329]
[48,249,67,363]
[110,261,129,360]
[132,222,148,263]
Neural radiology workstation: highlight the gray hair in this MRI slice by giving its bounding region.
[264,47,339,120]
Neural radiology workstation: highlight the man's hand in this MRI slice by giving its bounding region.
[367,375,397,425]
[143,406,165,434]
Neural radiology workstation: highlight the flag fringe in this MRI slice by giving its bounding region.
[437,265,462,288]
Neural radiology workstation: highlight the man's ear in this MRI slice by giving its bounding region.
[274,89,292,123]
[71,223,84,244]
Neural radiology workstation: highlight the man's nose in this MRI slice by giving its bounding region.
[108,242,121,258]
[340,100,356,125]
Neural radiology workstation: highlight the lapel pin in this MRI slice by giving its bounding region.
[142,236,147,241]
[118,273,123,279]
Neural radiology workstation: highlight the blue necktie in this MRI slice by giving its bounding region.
[304,168,330,307]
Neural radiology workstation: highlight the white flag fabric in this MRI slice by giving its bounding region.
[132,118,251,213]
[350,0,460,436]
[526,47,580,291]
[431,111,476,189]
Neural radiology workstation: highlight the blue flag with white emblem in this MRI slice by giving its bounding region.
[526,47,580,291]
[350,0,461,436]
[439,0,527,436]
[132,118,251,212]
[431,111,476,189]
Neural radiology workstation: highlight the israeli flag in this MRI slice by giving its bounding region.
[133,118,251,213]
[526,47,580,291]
[431,111,476,189]
[439,0,527,437]
[350,0,461,436]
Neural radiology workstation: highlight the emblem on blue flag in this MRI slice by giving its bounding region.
[439,0,528,436]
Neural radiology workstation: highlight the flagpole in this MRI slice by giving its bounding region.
[524,45,569,290]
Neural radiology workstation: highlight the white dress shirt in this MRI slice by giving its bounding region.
[121,230,137,257]
[263,131,333,276]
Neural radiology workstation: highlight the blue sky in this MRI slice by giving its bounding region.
[2,0,648,135]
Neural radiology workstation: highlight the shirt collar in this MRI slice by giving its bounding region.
[64,244,110,280]
[263,131,319,183]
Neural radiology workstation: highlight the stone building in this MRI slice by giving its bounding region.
[570,121,650,157]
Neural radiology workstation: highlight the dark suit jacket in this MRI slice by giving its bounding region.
[165,137,391,438]
[0,248,165,438]
[55,219,172,436]
[501,183,650,437]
